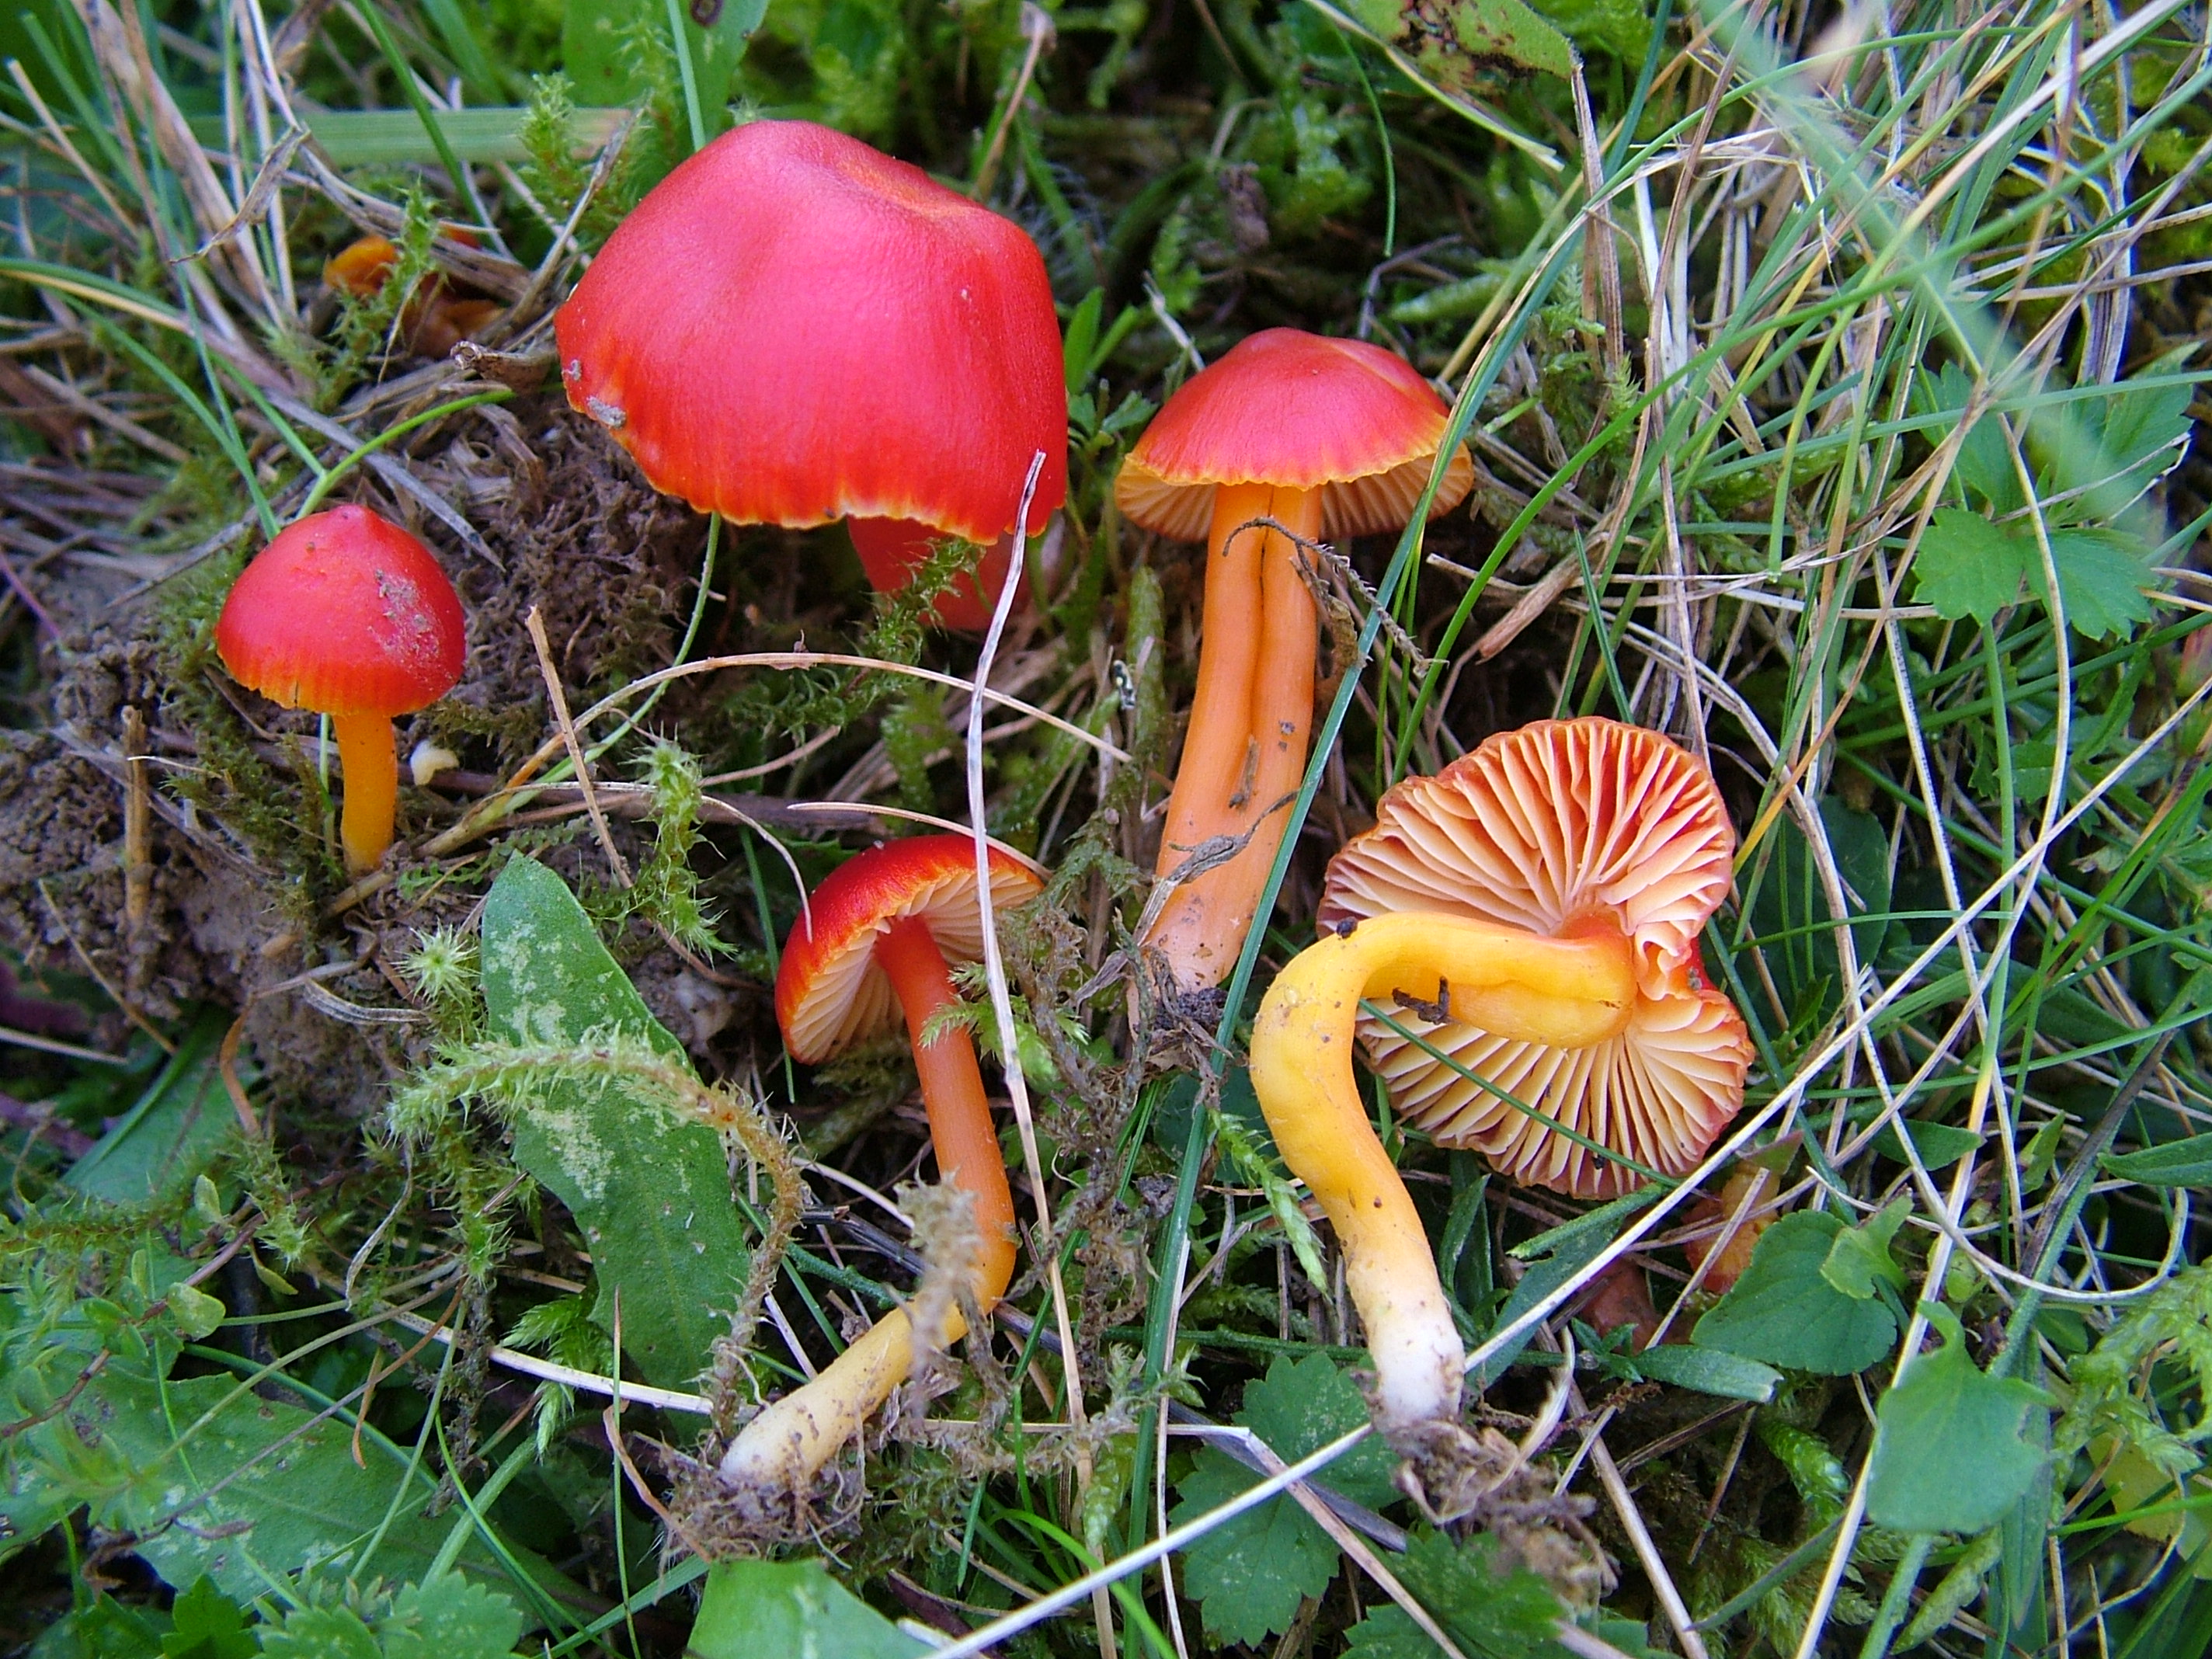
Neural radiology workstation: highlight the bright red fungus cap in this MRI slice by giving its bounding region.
[1115,329,1475,542]
[215,506,465,715]
[777,836,1044,1065]
[555,120,1067,544]
[1321,718,1752,1198]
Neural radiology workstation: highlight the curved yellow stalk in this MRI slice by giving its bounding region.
[1249,912,1636,1436]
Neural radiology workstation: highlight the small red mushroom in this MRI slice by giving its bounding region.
[1115,329,1474,993]
[718,834,1043,1502]
[554,120,1066,630]
[214,506,465,874]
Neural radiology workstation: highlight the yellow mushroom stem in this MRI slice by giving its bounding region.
[718,917,1017,1499]
[1145,480,1324,990]
[1249,912,1637,1436]
[331,711,401,875]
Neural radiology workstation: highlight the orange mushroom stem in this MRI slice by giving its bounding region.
[1115,330,1473,993]
[873,914,1019,1303]
[1145,482,1323,982]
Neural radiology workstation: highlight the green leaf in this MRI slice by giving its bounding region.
[1821,1195,1910,1300]
[688,1559,926,1659]
[0,1323,548,1611]
[2047,370,2196,526]
[1619,1343,1781,1403]
[1174,1449,1344,1645]
[480,857,755,1389]
[381,1577,524,1659]
[161,1580,254,1659]
[1912,508,2029,625]
[1692,1211,1900,1375]
[1343,1531,1570,1658]
[1870,1119,1984,1171]
[259,1609,380,1659]
[562,0,766,122]
[2047,527,2154,640]
[1170,1353,1403,1646]
[2101,1133,2212,1188]
[1448,0,1577,75]
[29,1596,171,1659]
[1525,0,1650,60]
[1351,0,1577,87]
[65,1015,240,1209]
[1867,1306,2054,1535]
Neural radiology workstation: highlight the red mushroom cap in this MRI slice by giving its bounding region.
[1114,329,1476,542]
[214,505,466,716]
[1321,718,1751,1198]
[555,120,1067,544]
[777,835,1045,1064]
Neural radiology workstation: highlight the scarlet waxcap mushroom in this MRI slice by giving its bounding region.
[1247,718,1748,1456]
[1111,329,1475,993]
[215,506,465,875]
[1320,717,1750,1198]
[720,834,1043,1504]
[555,120,1066,629]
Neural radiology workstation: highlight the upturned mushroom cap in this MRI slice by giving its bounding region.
[1113,329,1475,542]
[1320,718,1751,1198]
[215,506,465,716]
[777,835,1045,1064]
[555,120,1066,544]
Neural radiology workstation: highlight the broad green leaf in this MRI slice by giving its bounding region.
[1526,0,1650,59]
[66,1014,239,1209]
[162,1579,254,1659]
[1821,1195,1910,1300]
[1170,1354,1403,1647]
[688,1559,925,1659]
[381,1578,525,1659]
[1919,363,2024,514]
[1448,0,1577,75]
[2047,527,2154,640]
[257,1609,380,1659]
[2102,1133,2212,1188]
[1343,1532,1571,1658]
[480,857,754,1389]
[1351,0,1577,86]
[1867,1306,2054,1535]
[1870,1118,1983,1171]
[1174,1450,1344,1646]
[28,1596,171,1659]
[1911,508,2028,624]
[562,0,766,124]
[1692,1211,1899,1374]
[1621,1343,1780,1403]
[2047,370,2196,526]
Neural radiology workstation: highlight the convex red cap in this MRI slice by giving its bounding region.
[1322,718,1751,1198]
[1115,329,1475,542]
[555,120,1067,543]
[215,505,465,715]
[777,835,1044,1064]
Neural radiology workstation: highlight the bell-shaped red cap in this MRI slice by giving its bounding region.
[1115,329,1474,542]
[555,120,1067,548]
[214,505,465,716]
